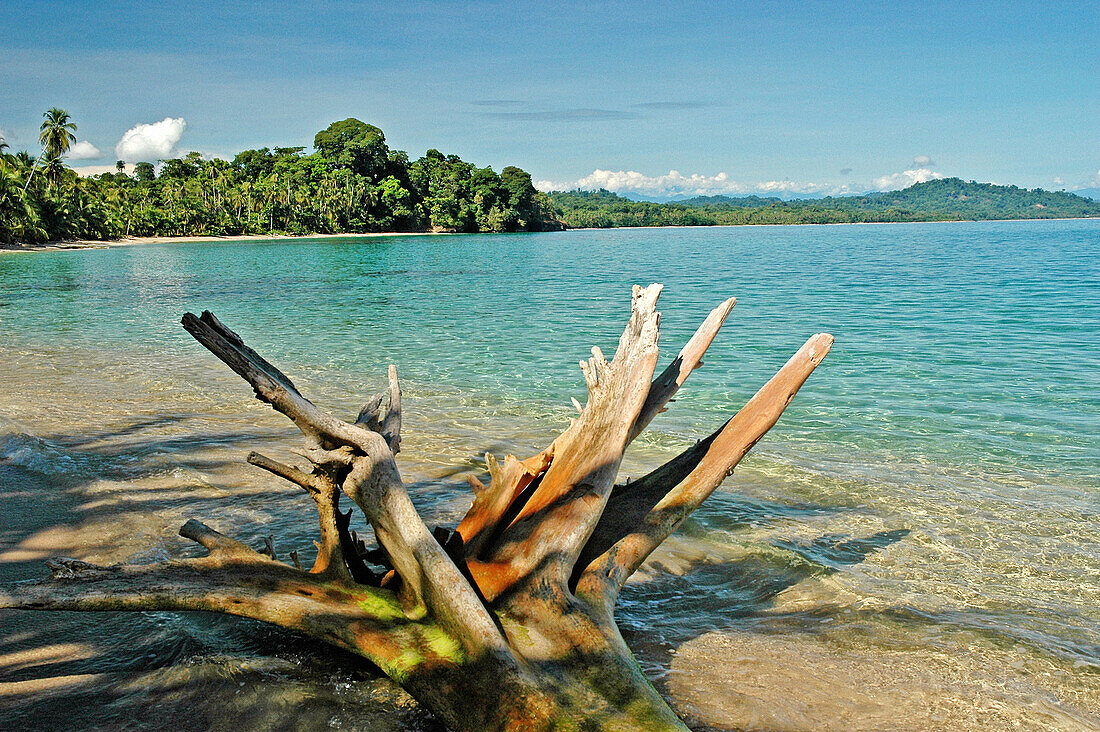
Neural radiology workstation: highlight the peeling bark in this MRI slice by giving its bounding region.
[1,285,832,731]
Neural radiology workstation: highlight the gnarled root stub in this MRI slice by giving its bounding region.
[0,285,833,731]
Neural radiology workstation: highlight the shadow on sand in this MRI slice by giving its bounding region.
[0,416,911,731]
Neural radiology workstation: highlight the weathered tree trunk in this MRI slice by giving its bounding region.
[0,285,832,730]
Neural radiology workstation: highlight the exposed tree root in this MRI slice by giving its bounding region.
[0,285,832,731]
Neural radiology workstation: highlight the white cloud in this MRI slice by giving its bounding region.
[534,169,852,197]
[1053,176,1065,186]
[67,140,102,160]
[872,168,944,191]
[115,117,186,162]
[912,154,935,167]
[537,164,955,198]
[73,163,134,177]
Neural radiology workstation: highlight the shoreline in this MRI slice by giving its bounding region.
[568,215,1100,232]
[0,230,451,253]
[2,215,1096,253]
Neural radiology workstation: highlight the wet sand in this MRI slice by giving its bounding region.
[0,346,445,730]
[1,339,1097,730]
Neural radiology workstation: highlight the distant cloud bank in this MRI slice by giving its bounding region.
[115,117,186,162]
[535,169,848,197]
[631,101,711,110]
[538,164,954,198]
[72,163,134,177]
[477,100,713,117]
[485,108,641,121]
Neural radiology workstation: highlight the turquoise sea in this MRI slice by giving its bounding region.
[0,220,1097,730]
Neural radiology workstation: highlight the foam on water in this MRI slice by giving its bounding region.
[0,221,1097,729]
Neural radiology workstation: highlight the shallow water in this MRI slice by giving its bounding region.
[0,221,1097,730]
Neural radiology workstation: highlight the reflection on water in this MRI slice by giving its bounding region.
[1,222,1098,730]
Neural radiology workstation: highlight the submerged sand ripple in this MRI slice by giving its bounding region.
[670,629,1100,731]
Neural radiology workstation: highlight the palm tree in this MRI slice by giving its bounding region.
[40,154,67,192]
[24,108,77,193]
[0,163,45,244]
[40,108,77,159]
[0,163,19,243]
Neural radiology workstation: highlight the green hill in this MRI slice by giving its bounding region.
[547,179,1100,228]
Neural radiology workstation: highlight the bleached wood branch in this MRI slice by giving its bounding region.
[575,333,834,606]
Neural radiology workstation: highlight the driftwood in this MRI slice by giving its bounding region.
[0,285,832,730]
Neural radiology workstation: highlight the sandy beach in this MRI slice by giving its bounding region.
[1,230,451,253]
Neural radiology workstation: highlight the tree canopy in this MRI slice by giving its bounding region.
[39,108,77,160]
[313,118,391,180]
[1,112,562,246]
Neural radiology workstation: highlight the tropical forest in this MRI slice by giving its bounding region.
[0,110,561,245]
[3,108,1098,247]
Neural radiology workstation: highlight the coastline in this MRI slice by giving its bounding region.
[568,215,1100,232]
[2,214,1096,254]
[0,230,451,253]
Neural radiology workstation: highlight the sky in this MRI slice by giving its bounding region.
[2,0,1097,197]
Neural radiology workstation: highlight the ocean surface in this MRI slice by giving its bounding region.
[0,220,1097,730]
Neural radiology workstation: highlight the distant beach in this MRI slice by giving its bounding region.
[1,230,451,253]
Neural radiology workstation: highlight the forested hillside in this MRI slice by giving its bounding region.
[548,179,1100,228]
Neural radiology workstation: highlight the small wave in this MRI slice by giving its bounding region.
[0,418,90,479]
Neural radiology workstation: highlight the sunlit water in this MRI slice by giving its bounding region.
[0,221,1097,730]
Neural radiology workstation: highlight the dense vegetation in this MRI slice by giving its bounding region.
[4,107,1096,246]
[0,111,561,245]
[548,179,1100,228]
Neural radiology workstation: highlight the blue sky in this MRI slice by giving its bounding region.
[2,1,1097,196]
